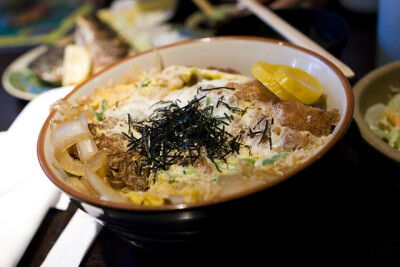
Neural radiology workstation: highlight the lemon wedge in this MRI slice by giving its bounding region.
[62,44,92,86]
[251,61,323,105]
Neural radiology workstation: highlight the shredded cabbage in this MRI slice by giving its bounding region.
[365,93,400,149]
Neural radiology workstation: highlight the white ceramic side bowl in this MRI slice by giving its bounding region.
[37,36,353,252]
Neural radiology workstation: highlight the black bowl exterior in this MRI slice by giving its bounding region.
[69,191,262,253]
[67,171,315,254]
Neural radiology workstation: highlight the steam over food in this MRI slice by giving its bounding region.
[50,64,339,206]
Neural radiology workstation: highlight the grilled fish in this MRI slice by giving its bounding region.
[29,14,133,84]
[75,14,133,73]
[30,45,65,85]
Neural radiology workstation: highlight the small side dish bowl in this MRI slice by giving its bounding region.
[353,60,400,163]
[37,37,353,252]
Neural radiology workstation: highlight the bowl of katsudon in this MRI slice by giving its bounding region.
[37,36,353,252]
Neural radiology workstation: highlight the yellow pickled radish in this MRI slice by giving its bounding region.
[251,61,298,101]
[251,61,323,105]
[62,44,92,86]
[273,65,323,105]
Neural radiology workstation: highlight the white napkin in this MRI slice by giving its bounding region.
[0,86,73,195]
[0,86,73,267]
[41,209,102,267]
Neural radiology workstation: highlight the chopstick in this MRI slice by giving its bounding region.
[239,0,355,78]
[191,0,226,22]
[192,0,216,17]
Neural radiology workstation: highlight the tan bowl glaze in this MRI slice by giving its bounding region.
[37,36,353,252]
[353,60,400,163]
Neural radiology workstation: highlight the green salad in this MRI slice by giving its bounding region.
[365,93,400,149]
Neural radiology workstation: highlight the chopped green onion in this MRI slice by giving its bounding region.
[92,99,108,121]
[262,152,289,166]
[242,158,256,166]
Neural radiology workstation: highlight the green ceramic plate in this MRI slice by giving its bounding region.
[2,45,61,101]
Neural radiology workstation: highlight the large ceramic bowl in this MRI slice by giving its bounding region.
[37,36,353,253]
[353,60,400,163]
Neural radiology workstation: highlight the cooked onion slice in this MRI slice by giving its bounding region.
[50,99,82,117]
[76,139,98,161]
[51,110,106,176]
[55,149,107,176]
[50,121,92,151]
[84,169,127,203]
[67,176,98,197]
[75,110,98,160]
[76,109,93,126]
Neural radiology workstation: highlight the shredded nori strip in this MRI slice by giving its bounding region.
[248,116,274,148]
[254,116,266,130]
[216,95,248,116]
[123,92,246,185]
[197,86,235,93]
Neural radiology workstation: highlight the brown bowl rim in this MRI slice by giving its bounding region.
[353,60,400,163]
[37,36,353,212]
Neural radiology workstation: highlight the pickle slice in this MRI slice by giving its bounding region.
[274,65,323,105]
[251,61,323,105]
[251,61,298,101]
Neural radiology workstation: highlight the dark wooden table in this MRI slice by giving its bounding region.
[1,2,400,266]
